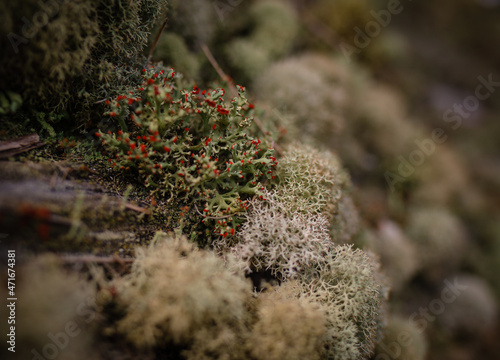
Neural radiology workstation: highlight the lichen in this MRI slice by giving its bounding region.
[96,68,276,244]
[101,233,253,359]
[292,245,387,360]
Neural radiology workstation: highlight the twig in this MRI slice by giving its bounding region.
[147,15,169,64]
[201,44,238,98]
[124,203,151,214]
[201,44,283,156]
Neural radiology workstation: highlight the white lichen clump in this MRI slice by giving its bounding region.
[215,190,332,281]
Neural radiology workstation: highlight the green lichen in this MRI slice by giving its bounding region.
[96,68,276,244]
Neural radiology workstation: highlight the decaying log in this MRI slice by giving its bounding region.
[0,134,45,158]
[0,160,158,256]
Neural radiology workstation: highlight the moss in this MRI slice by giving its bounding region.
[152,32,201,80]
[374,315,427,360]
[310,0,373,41]
[168,0,217,46]
[247,288,326,360]
[6,255,97,360]
[225,39,271,82]
[353,84,422,160]
[438,275,498,335]
[363,221,419,293]
[0,0,167,126]
[410,145,473,207]
[1,0,99,113]
[405,206,469,278]
[253,55,347,145]
[225,0,299,81]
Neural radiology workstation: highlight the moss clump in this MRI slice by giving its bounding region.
[225,0,299,81]
[438,275,498,335]
[309,0,372,41]
[374,316,427,360]
[0,0,167,125]
[9,255,97,360]
[247,289,326,360]
[363,220,419,292]
[102,233,253,359]
[293,245,387,360]
[152,32,201,80]
[253,55,347,145]
[353,84,421,160]
[168,0,217,46]
[410,145,474,207]
[406,206,469,277]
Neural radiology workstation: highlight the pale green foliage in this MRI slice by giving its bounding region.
[215,190,332,281]
[97,69,276,242]
[374,316,427,360]
[293,245,386,360]
[226,0,299,81]
[110,233,252,359]
[153,32,201,79]
[276,144,359,243]
[0,91,22,114]
[225,40,270,81]
[247,289,326,360]
[406,206,468,273]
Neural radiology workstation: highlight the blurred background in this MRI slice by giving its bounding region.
[1,0,500,359]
